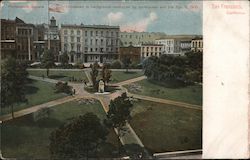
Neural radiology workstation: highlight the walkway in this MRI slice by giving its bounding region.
[113,76,147,86]
[0,96,78,122]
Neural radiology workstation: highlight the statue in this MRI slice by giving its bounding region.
[98,79,105,93]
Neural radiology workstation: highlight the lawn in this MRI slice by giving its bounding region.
[28,70,88,83]
[108,71,144,84]
[130,100,202,153]
[1,99,119,159]
[125,79,202,105]
[1,80,66,115]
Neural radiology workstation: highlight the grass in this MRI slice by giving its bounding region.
[130,100,202,153]
[125,79,202,105]
[28,70,88,83]
[1,100,119,159]
[109,71,144,83]
[1,80,66,115]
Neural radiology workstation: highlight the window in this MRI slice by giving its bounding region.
[85,47,88,52]
[129,35,132,38]
[77,44,81,52]
[96,48,98,51]
[90,39,93,45]
[77,30,80,35]
[101,31,103,36]
[106,31,109,37]
[77,37,80,43]
[90,48,93,52]
[90,31,93,36]
[95,39,98,45]
[71,30,74,35]
[85,31,88,36]
[64,36,68,42]
[64,30,68,35]
[111,32,113,37]
[101,39,103,45]
[71,36,74,42]
[71,43,74,50]
[121,35,123,38]
[85,39,88,45]
[96,31,98,36]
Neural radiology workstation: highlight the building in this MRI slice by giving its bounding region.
[0,18,17,59]
[156,35,201,55]
[119,44,141,64]
[15,18,36,61]
[155,39,175,54]
[141,44,164,60]
[33,24,46,61]
[44,17,60,61]
[191,36,203,52]
[120,32,166,47]
[60,24,120,63]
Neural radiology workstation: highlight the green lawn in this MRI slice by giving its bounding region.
[125,80,202,105]
[1,80,66,115]
[28,70,88,83]
[130,100,202,153]
[109,71,144,83]
[2,100,119,159]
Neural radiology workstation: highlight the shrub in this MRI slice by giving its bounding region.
[54,82,72,94]
[111,60,122,69]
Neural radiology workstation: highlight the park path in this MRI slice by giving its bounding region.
[0,96,79,122]
[113,76,147,86]
[96,95,145,147]
[83,69,93,86]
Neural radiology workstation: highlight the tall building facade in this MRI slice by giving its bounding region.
[120,32,166,47]
[0,19,16,59]
[140,44,164,60]
[60,24,120,63]
[119,44,141,64]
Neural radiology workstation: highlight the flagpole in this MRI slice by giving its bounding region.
[48,0,50,50]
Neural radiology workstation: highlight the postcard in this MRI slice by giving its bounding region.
[0,0,249,159]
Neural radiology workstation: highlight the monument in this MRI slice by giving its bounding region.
[98,79,105,93]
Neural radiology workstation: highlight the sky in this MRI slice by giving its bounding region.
[0,0,202,35]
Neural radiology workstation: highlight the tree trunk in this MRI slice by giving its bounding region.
[46,68,49,77]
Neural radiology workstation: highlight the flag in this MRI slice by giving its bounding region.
[49,3,65,13]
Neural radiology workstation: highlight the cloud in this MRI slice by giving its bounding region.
[121,12,158,32]
[106,12,124,23]
[8,1,38,13]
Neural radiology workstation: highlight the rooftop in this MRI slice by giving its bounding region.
[61,24,120,29]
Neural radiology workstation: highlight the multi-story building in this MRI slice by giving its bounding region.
[33,24,46,61]
[15,18,36,61]
[119,44,141,64]
[155,39,175,54]
[44,17,60,61]
[141,44,164,60]
[60,24,120,63]
[0,18,17,59]
[191,36,203,52]
[156,35,200,55]
[120,32,166,47]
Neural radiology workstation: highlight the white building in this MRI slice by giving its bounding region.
[141,44,164,60]
[60,24,120,63]
[191,37,203,52]
[155,39,175,54]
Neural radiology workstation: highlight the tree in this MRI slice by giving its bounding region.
[122,56,132,73]
[101,63,112,88]
[41,49,55,77]
[1,57,28,118]
[90,61,99,91]
[59,52,69,68]
[104,93,133,155]
[50,112,109,159]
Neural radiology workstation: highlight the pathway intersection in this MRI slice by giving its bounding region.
[1,72,202,158]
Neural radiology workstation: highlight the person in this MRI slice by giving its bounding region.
[73,89,76,95]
